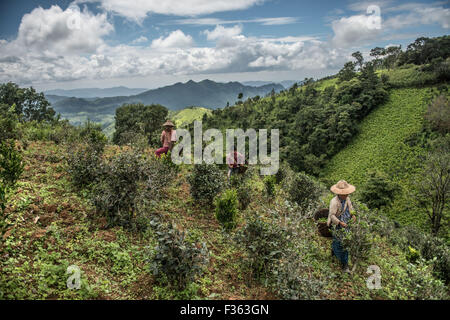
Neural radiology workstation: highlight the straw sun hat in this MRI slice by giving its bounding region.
[163,120,175,127]
[330,180,356,195]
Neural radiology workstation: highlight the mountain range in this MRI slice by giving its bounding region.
[45,86,148,98]
[46,79,285,114]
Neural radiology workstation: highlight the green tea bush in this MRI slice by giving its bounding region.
[188,163,224,205]
[275,161,293,184]
[0,140,24,240]
[272,250,324,300]
[334,208,372,271]
[0,104,19,142]
[230,174,252,210]
[396,225,450,283]
[263,175,276,198]
[91,150,143,228]
[359,170,399,209]
[286,172,322,211]
[149,218,209,289]
[235,214,288,280]
[214,189,238,231]
[78,121,108,153]
[66,143,103,190]
[398,259,448,299]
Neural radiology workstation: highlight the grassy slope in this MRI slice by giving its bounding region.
[2,140,444,300]
[321,86,442,230]
[170,107,212,128]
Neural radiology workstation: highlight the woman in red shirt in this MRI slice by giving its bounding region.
[155,120,176,157]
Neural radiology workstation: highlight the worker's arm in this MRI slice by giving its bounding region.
[329,198,341,226]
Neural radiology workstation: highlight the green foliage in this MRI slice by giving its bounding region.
[214,189,238,231]
[263,175,276,198]
[230,174,252,210]
[188,163,224,205]
[334,206,373,270]
[235,214,288,280]
[395,225,450,283]
[272,250,324,300]
[323,87,444,228]
[425,94,449,135]
[338,61,356,82]
[90,150,177,229]
[91,150,144,228]
[0,104,19,142]
[149,218,209,289]
[0,140,24,241]
[170,107,212,128]
[202,56,387,175]
[0,82,56,122]
[406,246,420,263]
[399,259,448,299]
[0,140,24,190]
[78,120,108,153]
[359,170,399,209]
[398,36,450,66]
[286,172,322,210]
[66,143,103,190]
[113,103,168,147]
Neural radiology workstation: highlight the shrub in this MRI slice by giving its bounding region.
[334,207,372,271]
[399,259,448,299]
[149,218,209,289]
[0,140,24,241]
[275,162,292,184]
[230,173,252,210]
[263,175,276,198]
[78,121,108,153]
[235,215,288,280]
[359,170,398,209]
[286,172,322,210]
[91,150,144,228]
[188,163,224,205]
[425,94,449,135]
[66,143,103,190]
[0,104,19,142]
[214,189,238,231]
[273,250,324,300]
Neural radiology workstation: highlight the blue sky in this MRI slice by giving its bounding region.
[0,0,448,90]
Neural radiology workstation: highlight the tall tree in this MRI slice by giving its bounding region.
[352,51,364,70]
[414,137,450,235]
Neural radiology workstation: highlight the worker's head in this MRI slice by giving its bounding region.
[338,194,349,200]
[330,180,355,198]
[163,120,175,131]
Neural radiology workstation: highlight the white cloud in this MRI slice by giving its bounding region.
[331,14,382,48]
[169,17,299,26]
[131,36,148,44]
[76,0,264,22]
[0,3,348,86]
[384,5,450,29]
[12,5,113,55]
[204,25,242,40]
[151,30,194,49]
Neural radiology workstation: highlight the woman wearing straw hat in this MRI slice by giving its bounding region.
[327,180,357,273]
[155,120,176,157]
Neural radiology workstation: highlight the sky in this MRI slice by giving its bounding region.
[0,0,448,91]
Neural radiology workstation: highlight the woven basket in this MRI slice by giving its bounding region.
[314,208,332,238]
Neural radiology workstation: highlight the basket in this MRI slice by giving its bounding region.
[314,208,332,238]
